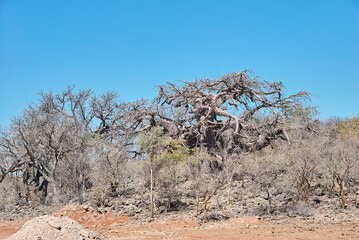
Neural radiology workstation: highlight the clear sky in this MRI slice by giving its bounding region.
[0,0,358,127]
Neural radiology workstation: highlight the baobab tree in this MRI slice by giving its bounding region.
[129,70,310,155]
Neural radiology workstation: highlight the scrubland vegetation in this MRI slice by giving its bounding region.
[1,70,358,221]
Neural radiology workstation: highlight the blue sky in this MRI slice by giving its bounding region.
[0,0,358,127]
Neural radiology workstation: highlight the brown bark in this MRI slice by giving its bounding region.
[336,177,346,209]
[340,180,345,209]
[301,176,309,203]
[203,199,208,222]
[195,190,200,216]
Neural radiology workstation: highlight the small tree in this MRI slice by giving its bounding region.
[327,139,358,209]
[245,151,285,215]
[155,139,189,212]
[136,126,166,218]
[289,142,319,203]
[186,149,222,222]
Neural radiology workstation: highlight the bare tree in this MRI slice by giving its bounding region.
[39,86,125,139]
[289,141,319,203]
[185,149,223,221]
[154,70,309,153]
[245,151,285,215]
[0,128,24,183]
[327,139,358,209]
[9,106,84,202]
[0,71,316,217]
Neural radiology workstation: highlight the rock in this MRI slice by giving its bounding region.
[288,203,314,217]
[314,188,325,196]
[272,188,283,196]
[125,199,136,206]
[47,221,61,230]
[138,203,147,209]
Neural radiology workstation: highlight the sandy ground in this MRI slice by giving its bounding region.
[1,204,359,239]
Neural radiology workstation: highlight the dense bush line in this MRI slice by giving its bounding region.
[0,71,358,221]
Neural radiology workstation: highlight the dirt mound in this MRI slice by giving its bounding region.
[51,204,130,235]
[6,215,104,240]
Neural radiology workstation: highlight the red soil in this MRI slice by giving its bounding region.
[1,204,359,239]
